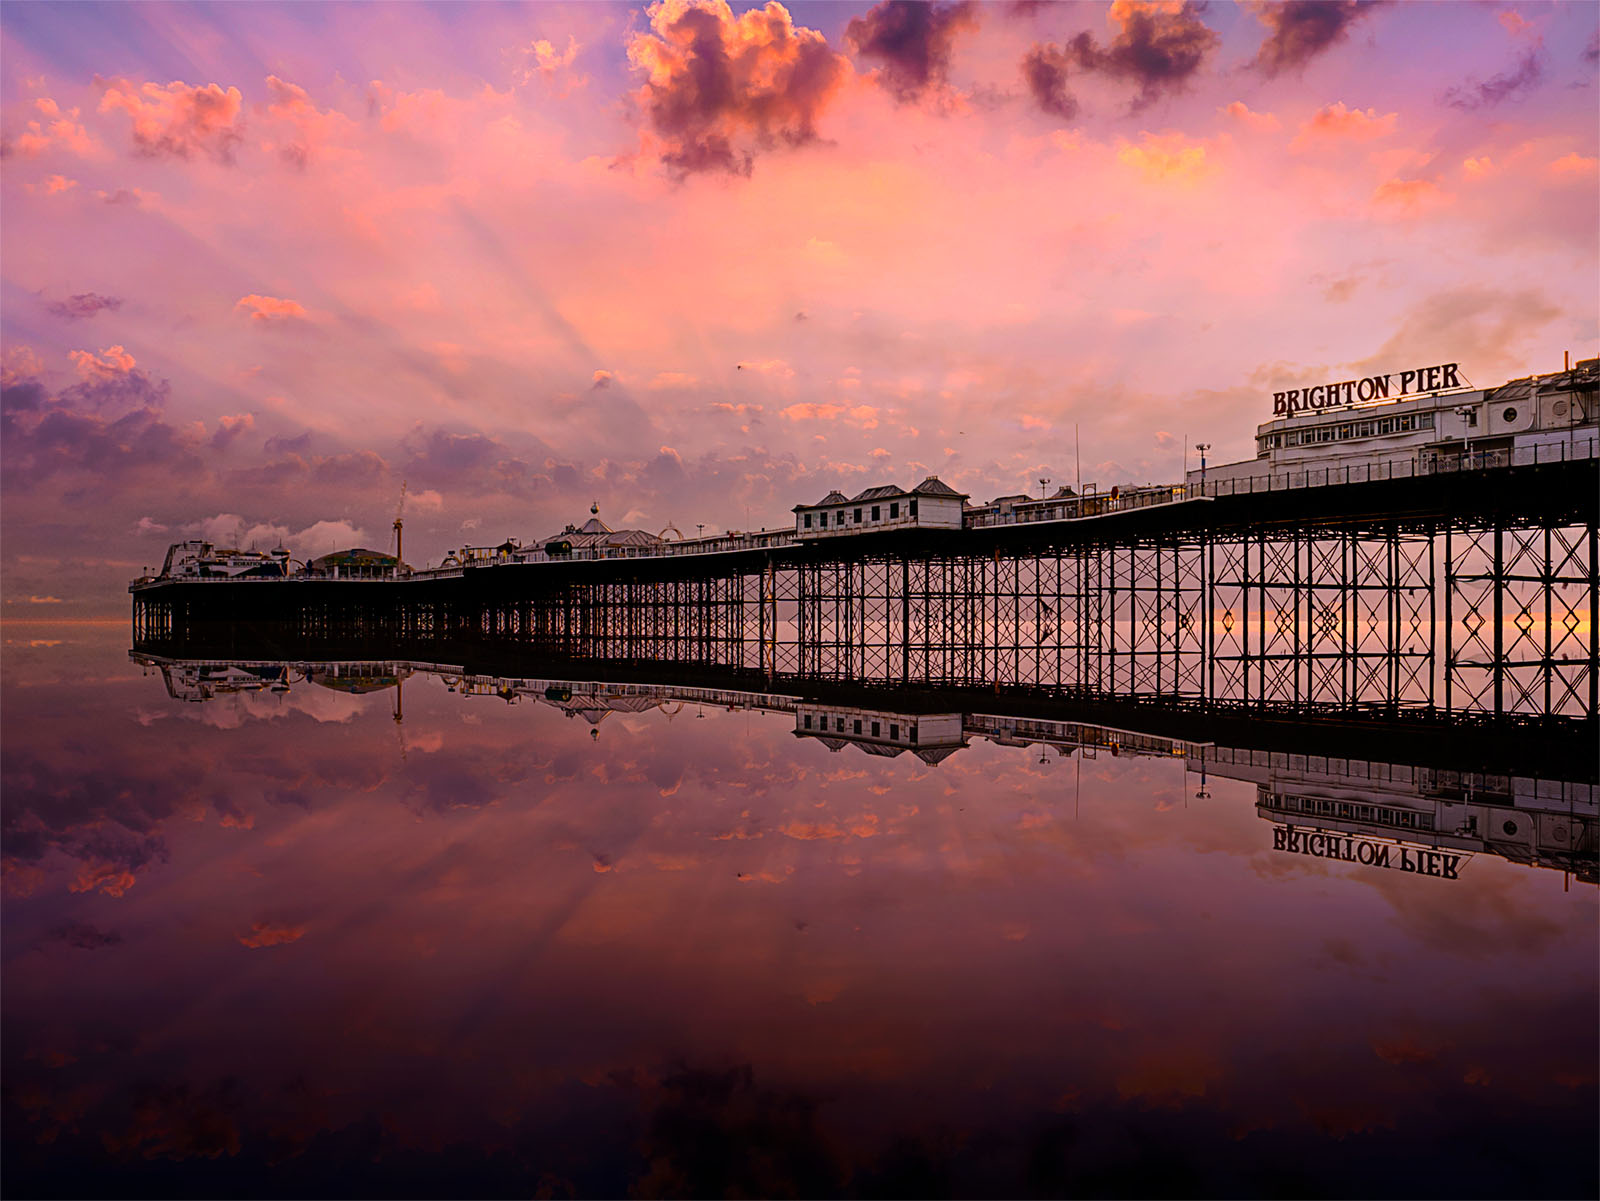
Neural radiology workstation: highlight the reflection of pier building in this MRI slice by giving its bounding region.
[1190,745,1597,883]
[793,707,965,764]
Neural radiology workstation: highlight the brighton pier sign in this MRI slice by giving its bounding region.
[1272,363,1462,417]
[1272,824,1465,879]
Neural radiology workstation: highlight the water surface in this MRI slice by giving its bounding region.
[3,624,1596,1198]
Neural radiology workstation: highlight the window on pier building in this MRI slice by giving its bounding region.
[835,511,844,526]
[909,499,918,517]
[890,502,899,518]
[871,505,880,520]
[890,723,899,740]
[854,719,862,734]
[871,721,880,737]
[804,715,812,728]
[804,514,812,528]
[836,717,845,732]
[854,508,862,523]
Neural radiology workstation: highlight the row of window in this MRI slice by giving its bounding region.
[802,499,916,529]
[1260,411,1435,451]
[1268,792,1434,831]
[801,713,915,741]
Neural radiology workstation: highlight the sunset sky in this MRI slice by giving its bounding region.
[2,0,1597,612]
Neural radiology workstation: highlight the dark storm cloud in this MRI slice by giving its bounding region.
[1251,1,1382,78]
[44,292,124,320]
[630,0,849,178]
[1021,42,1078,119]
[1442,49,1544,110]
[1068,1,1220,110]
[845,0,980,103]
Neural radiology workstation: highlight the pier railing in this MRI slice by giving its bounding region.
[1193,432,1597,498]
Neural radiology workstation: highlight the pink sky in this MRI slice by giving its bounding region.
[2,1,1597,612]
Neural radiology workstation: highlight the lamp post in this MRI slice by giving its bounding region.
[1452,406,1476,471]
[1194,443,1211,494]
[1039,477,1050,499]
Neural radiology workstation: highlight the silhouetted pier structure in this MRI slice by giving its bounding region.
[132,455,1598,720]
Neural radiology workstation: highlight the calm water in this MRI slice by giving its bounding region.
[3,623,1596,1198]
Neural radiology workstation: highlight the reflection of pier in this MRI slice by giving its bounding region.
[132,652,1596,883]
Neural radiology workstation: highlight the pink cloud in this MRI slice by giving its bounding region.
[1219,100,1280,133]
[1291,102,1398,150]
[1371,177,1453,215]
[69,344,137,379]
[97,78,246,161]
[5,96,99,158]
[234,294,309,324]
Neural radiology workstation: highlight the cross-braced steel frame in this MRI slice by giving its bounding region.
[1445,520,1597,718]
[1208,525,1435,709]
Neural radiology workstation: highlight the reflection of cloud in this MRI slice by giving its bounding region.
[237,921,306,948]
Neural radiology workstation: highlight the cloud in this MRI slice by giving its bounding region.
[1067,0,1220,111]
[45,292,123,320]
[779,402,878,428]
[1441,49,1543,110]
[97,77,246,162]
[1020,43,1078,119]
[37,174,77,194]
[28,595,63,604]
[237,921,306,948]
[591,370,614,389]
[234,294,309,324]
[1116,132,1213,183]
[261,74,352,169]
[626,0,849,178]
[190,514,370,557]
[514,35,587,93]
[1,356,194,492]
[1,95,98,158]
[1219,100,1280,132]
[846,0,980,103]
[210,412,254,450]
[1289,101,1397,149]
[1249,0,1381,77]
[1371,176,1450,214]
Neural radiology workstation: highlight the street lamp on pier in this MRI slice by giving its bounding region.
[1194,443,1211,494]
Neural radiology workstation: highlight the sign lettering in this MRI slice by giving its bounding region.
[1272,364,1462,417]
[1271,824,1463,879]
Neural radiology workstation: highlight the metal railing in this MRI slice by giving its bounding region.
[1194,433,1597,498]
